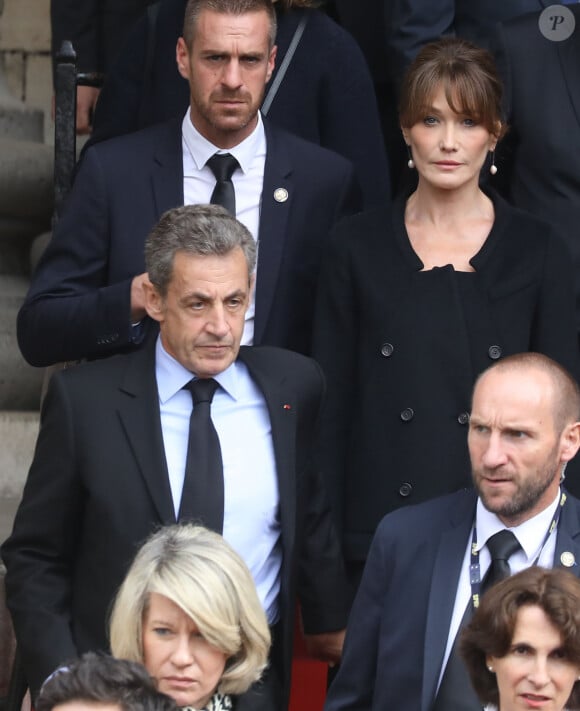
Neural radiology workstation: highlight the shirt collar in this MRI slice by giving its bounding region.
[181,108,265,175]
[155,335,241,403]
[475,489,562,562]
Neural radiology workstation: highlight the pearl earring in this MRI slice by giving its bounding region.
[406,146,415,170]
[490,151,498,176]
[488,666,494,673]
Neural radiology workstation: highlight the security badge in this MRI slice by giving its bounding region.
[560,551,576,568]
[273,188,288,203]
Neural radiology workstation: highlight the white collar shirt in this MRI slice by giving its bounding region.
[155,336,281,623]
[181,110,266,346]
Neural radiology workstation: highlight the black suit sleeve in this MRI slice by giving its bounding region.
[295,358,350,634]
[311,222,357,532]
[51,0,100,75]
[324,521,389,711]
[17,146,139,367]
[1,375,84,698]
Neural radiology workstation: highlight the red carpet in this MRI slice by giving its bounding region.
[289,612,328,711]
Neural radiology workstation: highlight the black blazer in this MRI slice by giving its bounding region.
[313,191,580,563]
[17,117,360,366]
[324,488,580,711]
[492,4,580,331]
[1,342,349,701]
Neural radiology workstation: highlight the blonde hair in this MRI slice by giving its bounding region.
[109,525,270,695]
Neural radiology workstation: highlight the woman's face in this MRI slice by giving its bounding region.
[487,604,580,711]
[142,592,228,708]
[402,84,497,193]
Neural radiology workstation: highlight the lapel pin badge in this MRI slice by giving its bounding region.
[283,404,292,410]
[561,551,576,568]
[274,188,289,203]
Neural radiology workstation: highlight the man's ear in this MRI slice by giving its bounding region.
[144,279,165,324]
[266,45,277,83]
[176,37,190,80]
[560,421,580,464]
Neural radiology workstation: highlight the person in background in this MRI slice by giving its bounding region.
[491,3,580,346]
[50,0,156,134]
[36,652,178,711]
[461,566,580,711]
[312,38,580,587]
[110,524,271,711]
[87,0,389,208]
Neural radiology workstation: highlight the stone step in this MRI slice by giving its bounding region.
[0,410,39,543]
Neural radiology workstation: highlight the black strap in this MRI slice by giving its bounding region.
[261,10,309,116]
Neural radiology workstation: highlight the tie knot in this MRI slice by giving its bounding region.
[184,378,219,405]
[206,153,239,182]
[486,529,520,562]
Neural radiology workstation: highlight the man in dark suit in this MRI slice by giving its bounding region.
[387,0,553,86]
[492,4,580,339]
[2,204,349,707]
[324,352,580,711]
[20,0,360,367]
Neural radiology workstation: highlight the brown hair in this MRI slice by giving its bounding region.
[272,0,319,8]
[183,0,277,49]
[461,567,580,709]
[399,37,505,139]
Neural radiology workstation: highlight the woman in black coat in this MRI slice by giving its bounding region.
[312,37,580,576]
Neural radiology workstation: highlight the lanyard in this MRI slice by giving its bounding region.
[468,491,566,609]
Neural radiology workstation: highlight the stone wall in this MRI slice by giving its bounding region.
[0,0,53,144]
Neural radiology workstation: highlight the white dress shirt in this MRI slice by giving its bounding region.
[156,337,282,623]
[182,110,266,346]
[438,490,562,689]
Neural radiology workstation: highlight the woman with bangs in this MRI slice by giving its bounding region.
[312,37,580,582]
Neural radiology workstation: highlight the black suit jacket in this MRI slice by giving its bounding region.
[324,489,580,711]
[17,117,360,366]
[492,4,580,331]
[1,342,349,701]
[387,0,549,85]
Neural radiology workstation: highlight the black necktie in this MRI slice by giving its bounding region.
[206,153,239,216]
[178,378,224,533]
[433,530,521,711]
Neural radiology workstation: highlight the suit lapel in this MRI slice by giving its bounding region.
[422,493,477,711]
[238,347,297,560]
[151,118,185,217]
[556,9,580,132]
[116,339,176,524]
[254,121,293,344]
[554,492,580,578]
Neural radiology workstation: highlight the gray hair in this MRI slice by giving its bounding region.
[145,204,257,296]
[183,0,277,50]
[109,524,270,696]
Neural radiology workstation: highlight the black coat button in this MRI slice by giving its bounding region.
[458,412,470,425]
[488,345,502,360]
[380,342,394,357]
[399,482,413,497]
[400,407,414,422]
